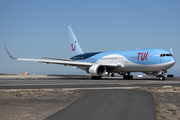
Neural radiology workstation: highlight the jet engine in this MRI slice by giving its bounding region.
[89,64,106,76]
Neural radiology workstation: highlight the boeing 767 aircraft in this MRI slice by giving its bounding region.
[5,26,175,80]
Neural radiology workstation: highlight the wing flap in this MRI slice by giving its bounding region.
[17,58,92,66]
[41,57,72,61]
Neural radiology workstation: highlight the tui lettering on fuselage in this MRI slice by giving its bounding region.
[137,52,149,61]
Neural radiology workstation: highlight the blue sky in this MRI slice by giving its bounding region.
[0,0,180,76]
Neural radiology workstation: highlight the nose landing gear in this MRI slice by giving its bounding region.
[159,76,165,80]
[156,71,166,80]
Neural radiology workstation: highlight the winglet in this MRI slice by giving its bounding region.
[4,46,17,59]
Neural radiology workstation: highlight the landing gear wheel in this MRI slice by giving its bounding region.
[123,75,133,80]
[130,75,133,79]
[92,76,101,80]
[123,75,126,79]
[111,73,115,77]
[159,76,165,80]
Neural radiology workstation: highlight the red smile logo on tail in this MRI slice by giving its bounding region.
[71,41,76,51]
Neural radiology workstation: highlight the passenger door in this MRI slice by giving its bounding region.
[149,53,153,62]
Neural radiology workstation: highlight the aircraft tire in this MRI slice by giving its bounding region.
[130,75,133,79]
[123,75,127,79]
[92,76,101,80]
[111,73,115,77]
[123,75,133,80]
[159,76,165,80]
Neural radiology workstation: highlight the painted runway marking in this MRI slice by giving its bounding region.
[62,87,140,90]
[119,84,133,85]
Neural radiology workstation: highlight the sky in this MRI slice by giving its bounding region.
[0,0,180,76]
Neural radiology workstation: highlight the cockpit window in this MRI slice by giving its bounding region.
[160,54,173,57]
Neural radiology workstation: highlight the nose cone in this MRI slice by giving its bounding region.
[172,57,176,63]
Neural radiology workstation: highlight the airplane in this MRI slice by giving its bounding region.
[24,71,28,75]
[5,25,175,80]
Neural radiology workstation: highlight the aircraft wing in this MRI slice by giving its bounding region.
[4,46,92,67]
[17,58,92,66]
[40,57,72,61]
[5,46,121,68]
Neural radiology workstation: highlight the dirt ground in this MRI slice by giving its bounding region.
[142,87,180,120]
[0,87,180,120]
[0,89,84,120]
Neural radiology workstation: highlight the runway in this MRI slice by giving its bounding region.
[1,75,180,120]
[0,75,180,89]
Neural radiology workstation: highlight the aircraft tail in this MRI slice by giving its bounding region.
[68,25,84,56]
[24,71,28,75]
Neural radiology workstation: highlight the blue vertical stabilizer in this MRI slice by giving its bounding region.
[68,25,84,56]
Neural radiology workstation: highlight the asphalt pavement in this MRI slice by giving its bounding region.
[45,89,157,120]
[1,75,180,120]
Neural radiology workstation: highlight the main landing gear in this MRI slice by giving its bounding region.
[111,73,115,77]
[123,72,133,79]
[92,76,101,80]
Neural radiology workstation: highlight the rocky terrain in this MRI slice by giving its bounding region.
[0,87,180,120]
[142,87,180,120]
[0,89,84,120]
